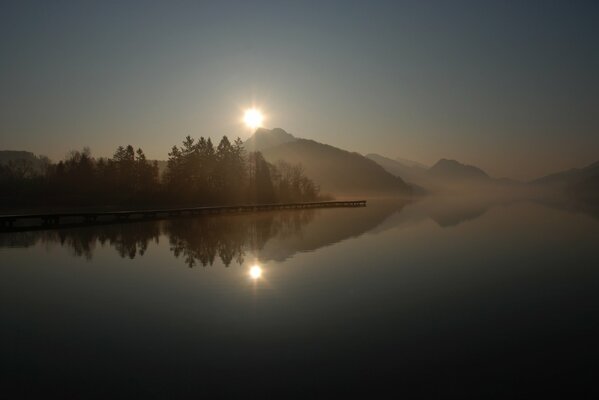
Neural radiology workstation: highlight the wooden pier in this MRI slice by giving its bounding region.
[0,200,366,231]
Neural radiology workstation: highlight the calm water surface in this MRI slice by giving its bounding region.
[1,198,598,398]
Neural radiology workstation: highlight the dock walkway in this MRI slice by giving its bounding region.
[0,200,366,231]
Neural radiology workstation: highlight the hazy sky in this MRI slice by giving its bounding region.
[1,1,598,180]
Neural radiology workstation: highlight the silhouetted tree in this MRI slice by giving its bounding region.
[247,151,275,203]
[0,135,321,209]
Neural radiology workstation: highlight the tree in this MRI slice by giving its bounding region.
[1,134,322,209]
[247,152,275,203]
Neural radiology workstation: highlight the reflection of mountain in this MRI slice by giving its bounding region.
[416,194,599,227]
[0,203,409,266]
[422,197,490,227]
[259,200,409,261]
[246,128,411,196]
[9,194,592,268]
[376,196,523,229]
[533,196,599,221]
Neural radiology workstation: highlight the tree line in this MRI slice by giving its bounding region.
[0,135,322,209]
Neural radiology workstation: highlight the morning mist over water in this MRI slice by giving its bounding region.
[1,1,598,398]
[2,200,598,398]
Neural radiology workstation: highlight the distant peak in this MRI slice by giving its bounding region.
[270,127,291,135]
[245,127,296,151]
[429,158,489,179]
[395,156,429,169]
[433,158,459,167]
[252,127,294,137]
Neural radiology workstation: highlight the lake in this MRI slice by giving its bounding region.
[1,198,598,398]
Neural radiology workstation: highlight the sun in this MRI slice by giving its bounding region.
[243,108,264,130]
[249,265,263,280]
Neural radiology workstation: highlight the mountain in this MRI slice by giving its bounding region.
[0,150,48,172]
[368,154,530,197]
[1,150,40,164]
[367,154,495,192]
[396,157,428,169]
[427,158,489,182]
[244,127,296,152]
[532,160,599,188]
[532,160,599,204]
[366,153,431,187]
[566,175,599,200]
[249,130,410,196]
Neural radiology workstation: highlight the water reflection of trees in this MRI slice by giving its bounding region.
[48,223,162,260]
[0,200,427,266]
[4,198,593,266]
[0,210,316,265]
[166,211,314,267]
[0,224,161,260]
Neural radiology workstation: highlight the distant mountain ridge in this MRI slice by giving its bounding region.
[366,153,430,187]
[531,160,599,187]
[0,150,48,172]
[247,128,410,196]
[532,160,599,202]
[367,153,502,193]
[0,150,41,164]
[428,158,489,181]
[395,157,428,169]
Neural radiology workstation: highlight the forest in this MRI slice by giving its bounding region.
[0,135,322,209]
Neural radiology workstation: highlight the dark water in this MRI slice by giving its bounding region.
[1,198,598,398]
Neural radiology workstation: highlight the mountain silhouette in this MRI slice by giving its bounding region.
[532,160,599,188]
[244,127,296,152]
[530,160,599,207]
[252,132,411,196]
[367,154,499,192]
[366,153,431,188]
[427,158,489,181]
[0,150,48,172]
[367,154,533,197]
[566,175,599,201]
[395,156,428,169]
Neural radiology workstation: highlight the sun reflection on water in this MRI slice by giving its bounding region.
[249,265,263,280]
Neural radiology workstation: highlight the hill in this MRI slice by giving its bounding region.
[366,153,430,187]
[396,157,428,169]
[1,150,41,164]
[254,133,410,196]
[244,127,296,152]
[367,154,493,191]
[532,160,599,188]
[566,175,599,200]
[367,154,529,196]
[0,150,48,172]
[532,160,599,204]
[427,158,489,182]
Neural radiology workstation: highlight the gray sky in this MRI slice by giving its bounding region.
[1,1,598,180]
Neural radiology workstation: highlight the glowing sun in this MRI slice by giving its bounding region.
[243,108,264,129]
[249,265,263,280]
